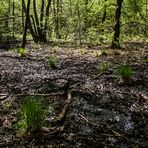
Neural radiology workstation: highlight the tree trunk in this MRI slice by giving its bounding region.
[102,0,107,23]
[22,0,38,43]
[12,0,15,39]
[84,0,88,32]
[40,0,45,29]
[44,0,52,30]
[22,0,31,48]
[22,0,25,32]
[111,0,123,48]
[33,0,40,36]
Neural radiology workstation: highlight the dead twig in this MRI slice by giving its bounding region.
[0,92,64,97]
[79,114,127,140]
[94,71,110,79]
[42,126,64,136]
[79,114,101,128]
[106,124,127,139]
[48,89,73,124]
[56,90,73,122]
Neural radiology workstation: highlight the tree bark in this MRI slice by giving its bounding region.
[111,0,123,48]
[12,0,15,39]
[40,0,45,28]
[102,0,107,23]
[22,0,38,43]
[22,0,31,48]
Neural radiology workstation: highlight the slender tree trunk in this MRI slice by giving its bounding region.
[40,0,47,41]
[146,0,148,16]
[56,0,61,39]
[84,0,88,32]
[44,0,52,30]
[12,0,15,39]
[33,0,47,42]
[53,0,61,39]
[40,0,45,28]
[22,0,31,48]
[111,0,123,48]
[69,0,72,15]
[33,0,40,36]
[5,0,11,30]
[44,0,52,39]
[102,0,107,23]
[77,1,82,44]
[22,0,38,43]
[22,0,25,32]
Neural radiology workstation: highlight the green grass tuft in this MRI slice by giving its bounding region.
[100,62,109,72]
[117,65,132,79]
[143,57,148,63]
[47,55,57,68]
[19,96,47,133]
[17,48,27,57]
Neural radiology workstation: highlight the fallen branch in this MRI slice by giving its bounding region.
[42,126,64,136]
[79,114,127,139]
[57,89,73,122]
[0,92,64,99]
[94,71,110,79]
[79,114,101,128]
[0,93,63,96]
[48,89,73,124]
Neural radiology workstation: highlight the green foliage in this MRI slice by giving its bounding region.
[47,55,57,68]
[143,57,148,63]
[17,48,27,57]
[0,0,147,45]
[100,48,108,56]
[117,65,132,79]
[19,96,47,133]
[100,62,109,72]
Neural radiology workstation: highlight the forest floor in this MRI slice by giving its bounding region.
[0,41,148,147]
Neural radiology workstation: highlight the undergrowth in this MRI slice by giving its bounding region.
[19,96,47,133]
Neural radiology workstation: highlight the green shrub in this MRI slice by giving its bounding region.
[19,96,47,133]
[17,48,27,57]
[143,57,148,63]
[100,62,109,72]
[100,48,107,56]
[47,55,57,68]
[117,65,132,79]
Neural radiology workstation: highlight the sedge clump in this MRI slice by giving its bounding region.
[17,48,27,57]
[117,65,132,85]
[47,55,57,69]
[100,62,109,73]
[19,96,47,135]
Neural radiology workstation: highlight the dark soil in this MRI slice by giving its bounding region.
[0,41,148,147]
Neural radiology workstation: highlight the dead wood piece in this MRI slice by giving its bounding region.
[79,114,101,128]
[16,92,64,97]
[42,126,64,136]
[106,124,127,139]
[51,90,73,124]
[0,95,8,101]
[79,114,127,139]
[94,72,110,79]
[0,55,45,62]
[0,92,64,97]
[57,90,73,121]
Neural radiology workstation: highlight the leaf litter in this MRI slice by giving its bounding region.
[0,41,148,147]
